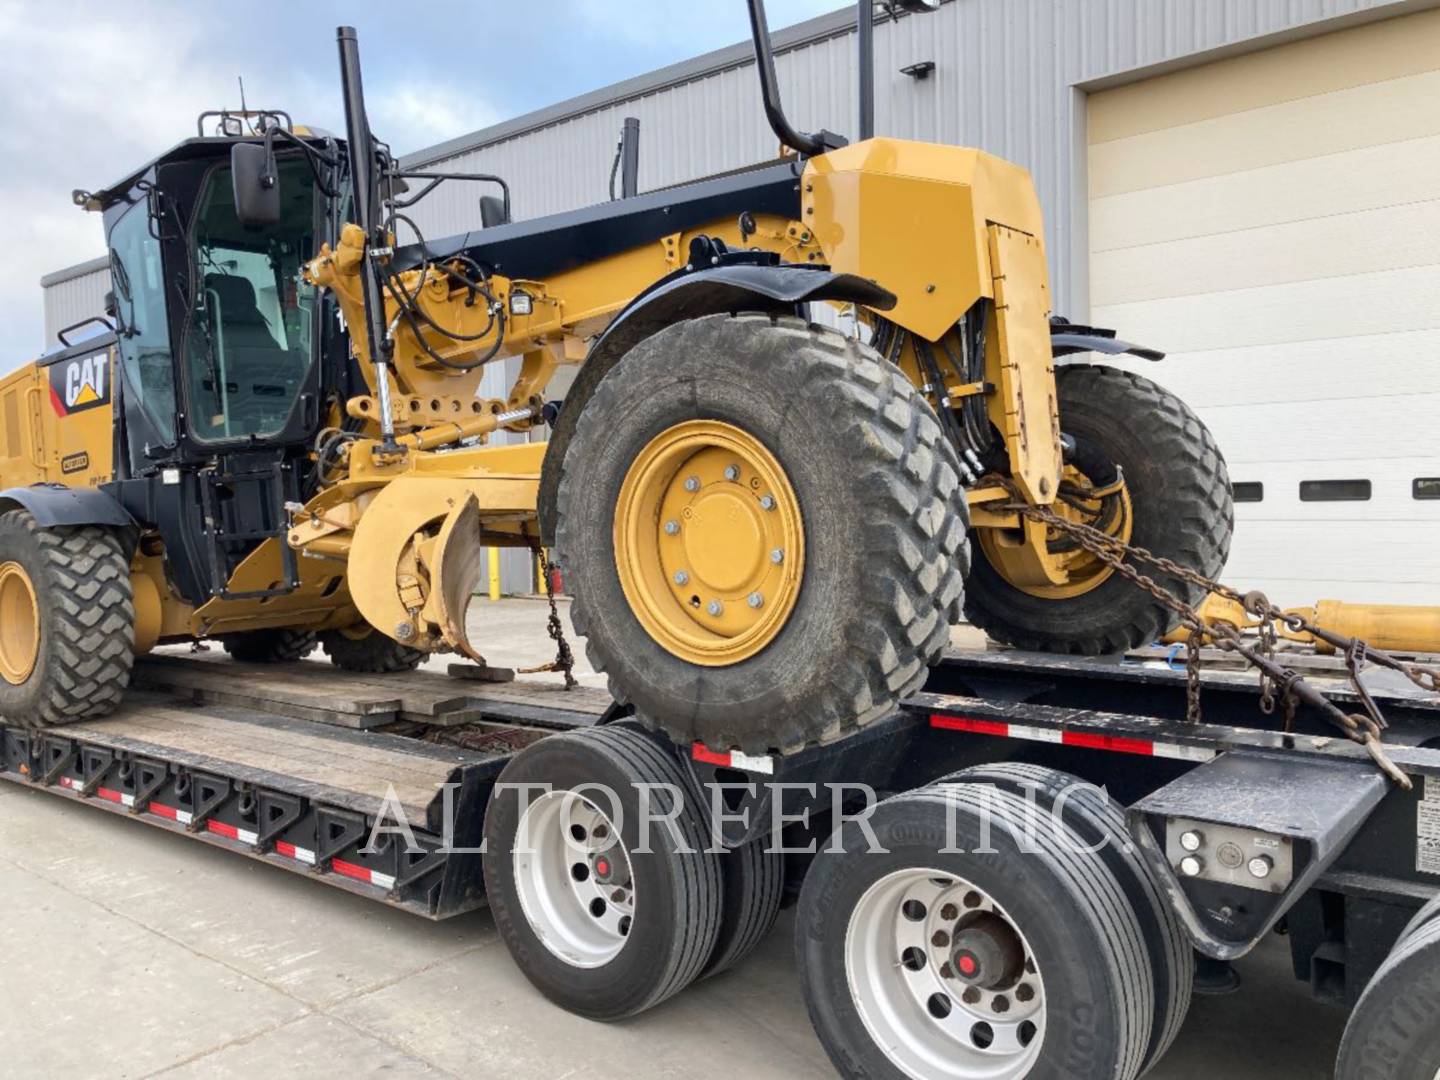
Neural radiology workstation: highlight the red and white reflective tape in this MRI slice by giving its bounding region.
[331,857,395,891]
[691,742,775,775]
[58,777,136,807]
[274,840,317,866]
[204,819,260,846]
[148,801,194,826]
[930,713,1216,763]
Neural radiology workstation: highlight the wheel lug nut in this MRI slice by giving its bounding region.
[931,930,950,949]
[759,494,776,510]
[664,520,680,535]
[770,548,784,564]
[707,600,723,616]
[940,903,959,921]
[747,592,764,609]
[724,464,740,481]
[684,475,700,492]
[673,570,689,585]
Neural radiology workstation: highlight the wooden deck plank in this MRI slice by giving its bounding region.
[134,652,613,728]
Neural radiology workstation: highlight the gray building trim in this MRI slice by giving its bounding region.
[40,254,109,289]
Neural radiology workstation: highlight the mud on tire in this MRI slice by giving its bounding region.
[0,509,134,728]
[555,313,970,755]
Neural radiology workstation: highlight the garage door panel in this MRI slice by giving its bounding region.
[1088,9,1440,146]
[1198,395,1440,464]
[1092,198,1440,306]
[1105,331,1440,409]
[1089,68,1440,199]
[1089,15,1440,606]
[1092,264,1440,354]
[1091,134,1440,253]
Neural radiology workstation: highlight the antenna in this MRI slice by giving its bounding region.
[237,75,251,133]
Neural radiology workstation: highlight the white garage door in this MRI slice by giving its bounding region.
[1087,9,1440,607]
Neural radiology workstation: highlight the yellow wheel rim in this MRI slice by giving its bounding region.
[979,466,1134,600]
[615,420,805,666]
[0,561,40,686]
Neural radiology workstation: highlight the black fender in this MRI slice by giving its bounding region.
[1050,317,1165,362]
[0,483,134,529]
[536,259,897,544]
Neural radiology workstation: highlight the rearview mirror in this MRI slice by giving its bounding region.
[231,142,280,229]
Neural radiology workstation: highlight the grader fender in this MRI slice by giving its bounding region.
[0,484,133,528]
[1049,319,1165,361]
[536,262,897,543]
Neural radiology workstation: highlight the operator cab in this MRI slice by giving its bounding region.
[81,115,343,473]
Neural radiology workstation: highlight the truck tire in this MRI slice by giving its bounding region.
[703,838,785,978]
[1398,892,1440,945]
[965,365,1232,654]
[320,627,425,673]
[942,762,1194,1075]
[798,783,1155,1080]
[0,509,134,727]
[219,628,317,663]
[556,313,969,755]
[483,726,722,1020]
[1335,917,1440,1080]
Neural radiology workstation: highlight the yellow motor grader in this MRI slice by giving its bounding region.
[0,7,1232,753]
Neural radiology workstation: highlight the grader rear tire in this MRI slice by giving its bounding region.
[965,365,1233,654]
[219,628,317,663]
[0,509,134,728]
[555,313,969,755]
[320,627,425,673]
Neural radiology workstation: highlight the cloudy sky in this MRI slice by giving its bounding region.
[0,0,839,374]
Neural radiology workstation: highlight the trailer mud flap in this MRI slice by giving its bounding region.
[1128,750,1390,960]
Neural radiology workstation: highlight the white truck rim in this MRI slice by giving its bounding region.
[513,790,636,968]
[845,868,1047,1079]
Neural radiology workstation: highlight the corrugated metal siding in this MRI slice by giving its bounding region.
[406,0,1418,316]
[43,265,111,350]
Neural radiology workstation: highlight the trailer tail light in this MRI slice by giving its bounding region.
[1127,749,1390,961]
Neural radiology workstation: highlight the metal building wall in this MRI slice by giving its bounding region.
[403,0,1416,318]
[40,257,110,352]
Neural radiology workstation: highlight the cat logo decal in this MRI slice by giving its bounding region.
[49,352,111,417]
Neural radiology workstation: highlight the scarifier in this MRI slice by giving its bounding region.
[0,4,1234,752]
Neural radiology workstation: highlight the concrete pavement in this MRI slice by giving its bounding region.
[0,599,1350,1078]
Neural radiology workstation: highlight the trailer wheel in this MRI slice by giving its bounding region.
[556,313,968,754]
[798,783,1154,1080]
[0,510,134,728]
[703,838,784,978]
[1398,892,1440,944]
[219,628,318,663]
[965,365,1232,654]
[943,762,1194,1074]
[320,626,425,673]
[1335,917,1440,1080]
[483,726,722,1020]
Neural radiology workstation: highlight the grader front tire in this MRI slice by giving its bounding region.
[556,313,969,755]
[965,365,1233,654]
[0,510,134,728]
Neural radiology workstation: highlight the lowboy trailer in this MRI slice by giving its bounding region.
[3,647,1439,1078]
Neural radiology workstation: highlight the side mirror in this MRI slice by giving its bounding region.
[479,194,510,228]
[231,142,280,229]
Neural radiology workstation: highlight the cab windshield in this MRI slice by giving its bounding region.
[182,156,318,442]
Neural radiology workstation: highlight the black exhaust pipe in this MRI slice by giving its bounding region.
[336,26,399,452]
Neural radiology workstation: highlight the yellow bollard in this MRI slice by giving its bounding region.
[488,546,502,601]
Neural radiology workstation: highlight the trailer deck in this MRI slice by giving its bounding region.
[5,643,1439,1005]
